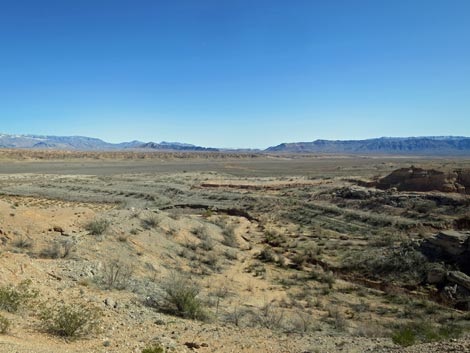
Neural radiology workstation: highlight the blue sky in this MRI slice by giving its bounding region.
[0,0,469,148]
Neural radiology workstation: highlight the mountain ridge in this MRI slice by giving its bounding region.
[2,133,470,154]
[265,136,470,155]
[0,133,216,151]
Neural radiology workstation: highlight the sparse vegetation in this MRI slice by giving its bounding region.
[85,218,110,236]
[141,345,166,353]
[141,216,159,229]
[99,259,134,290]
[159,274,208,321]
[0,315,10,334]
[39,302,101,338]
[221,226,238,247]
[391,321,463,347]
[0,280,39,313]
[39,240,75,259]
[13,236,34,249]
[1,157,470,351]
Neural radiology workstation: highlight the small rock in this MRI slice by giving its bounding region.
[104,298,117,308]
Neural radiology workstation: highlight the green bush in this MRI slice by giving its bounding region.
[391,326,416,346]
[391,321,463,347]
[0,315,10,334]
[161,275,207,321]
[142,345,166,353]
[40,302,100,338]
[0,280,39,313]
[85,218,110,236]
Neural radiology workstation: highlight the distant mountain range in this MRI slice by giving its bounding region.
[265,137,470,155]
[0,133,217,151]
[1,134,470,155]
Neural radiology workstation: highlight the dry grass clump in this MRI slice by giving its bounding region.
[39,240,75,259]
[13,236,34,249]
[141,216,159,230]
[85,218,110,236]
[99,259,134,290]
[221,226,238,248]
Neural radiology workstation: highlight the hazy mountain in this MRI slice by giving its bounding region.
[0,133,214,151]
[3,133,470,154]
[265,137,470,155]
[138,142,218,151]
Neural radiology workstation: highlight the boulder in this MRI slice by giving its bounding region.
[420,230,470,276]
[426,230,470,256]
[447,271,470,291]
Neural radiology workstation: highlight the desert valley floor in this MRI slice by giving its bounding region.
[0,151,470,353]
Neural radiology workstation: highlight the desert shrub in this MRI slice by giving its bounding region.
[317,271,336,289]
[160,275,207,321]
[202,253,220,271]
[39,243,62,259]
[0,315,10,334]
[221,226,238,248]
[224,305,248,327]
[257,247,277,263]
[192,226,208,240]
[202,208,213,218]
[291,310,315,333]
[40,302,100,338]
[99,259,134,290]
[0,280,39,313]
[224,249,238,260]
[291,253,306,269]
[39,240,75,259]
[291,245,322,269]
[342,243,427,285]
[264,230,286,247]
[85,219,110,236]
[255,302,285,330]
[391,326,416,347]
[391,321,463,347]
[141,216,159,230]
[200,238,215,251]
[142,345,166,353]
[413,200,436,213]
[328,308,347,331]
[13,236,33,249]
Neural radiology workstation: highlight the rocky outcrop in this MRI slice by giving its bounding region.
[420,230,470,273]
[334,186,386,199]
[420,231,470,309]
[376,167,470,194]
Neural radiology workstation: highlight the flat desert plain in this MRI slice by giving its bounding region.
[0,151,469,353]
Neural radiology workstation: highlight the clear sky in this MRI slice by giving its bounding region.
[0,0,469,148]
